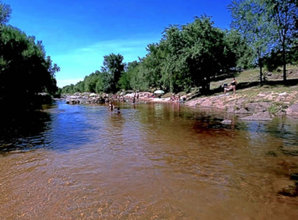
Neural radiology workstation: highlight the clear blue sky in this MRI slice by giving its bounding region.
[5,0,232,87]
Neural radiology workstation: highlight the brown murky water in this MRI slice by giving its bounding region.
[0,101,297,219]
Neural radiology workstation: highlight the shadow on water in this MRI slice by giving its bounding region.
[0,110,52,153]
[1,101,297,156]
[0,101,96,153]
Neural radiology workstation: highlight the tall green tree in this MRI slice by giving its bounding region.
[95,72,112,93]
[158,16,237,93]
[0,26,59,110]
[118,61,137,90]
[229,0,273,84]
[182,17,233,93]
[161,25,188,92]
[224,30,254,69]
[102,53,125,92]
[265,0,297,81]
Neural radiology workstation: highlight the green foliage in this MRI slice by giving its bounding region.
[229,0,274,83]
[118,61,138,90]
[62,17,242,95]
[0,25,59,110]
[229,0,297,82]
[0,1,11,25]
[224,30,254,69]
[63,12,297,94]
[156,16,239,93]
[264,0,297,81]
[102,53,125,92]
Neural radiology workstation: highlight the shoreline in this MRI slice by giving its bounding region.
[185,90,298,120]
[62,89,298,120]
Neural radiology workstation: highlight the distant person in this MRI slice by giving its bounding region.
[108,102,114,111]
[224,78,237,94]
[170,94,175,102]
[116,107,121,114]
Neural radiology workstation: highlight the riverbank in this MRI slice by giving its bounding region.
[186,85,298,120]
[63,84,298,120]
[63,66,298,120]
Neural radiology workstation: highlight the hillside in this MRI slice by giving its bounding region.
[186,65,298,120]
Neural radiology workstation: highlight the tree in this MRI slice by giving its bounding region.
[265,0,297,81]
[102,53,125,92]
[74,81,85,93]
[224,30,254,69]
[61,84,75,94]
[84,72,100,92]
[0,1,11,25]
[0,25,59,110]
[95,72,112,93]
[125,61,148,91]
[158,16,237,93]
[229,0,273,84]
[118,62,135,90]
[161,25,187,92]
[182,17,231,93]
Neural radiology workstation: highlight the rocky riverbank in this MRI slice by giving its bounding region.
[63,91,183,105]
[186,90,298,120]
[63,86,298,120]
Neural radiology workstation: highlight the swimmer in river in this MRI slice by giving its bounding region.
[108,102,114,111]
[116,107,120,114]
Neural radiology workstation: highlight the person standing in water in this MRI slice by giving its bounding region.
[108,102,114,111]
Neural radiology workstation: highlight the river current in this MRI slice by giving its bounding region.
[0,101,297,219]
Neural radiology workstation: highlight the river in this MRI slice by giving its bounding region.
[0,101,297,219]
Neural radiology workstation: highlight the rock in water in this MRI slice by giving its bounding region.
[240,112,272,121]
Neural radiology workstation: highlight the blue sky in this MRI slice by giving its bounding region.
[5,0,232,87]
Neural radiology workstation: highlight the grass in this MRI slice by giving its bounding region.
[210,65,298,96]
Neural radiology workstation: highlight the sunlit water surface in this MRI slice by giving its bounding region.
[0,101,297,219]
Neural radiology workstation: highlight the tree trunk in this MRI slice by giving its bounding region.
[259,57,263,85]
[201,75,210,95]
[282,43,287,82]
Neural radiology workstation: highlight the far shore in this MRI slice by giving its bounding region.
[62,84,298,121]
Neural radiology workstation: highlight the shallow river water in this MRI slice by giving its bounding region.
[0,101,297,219]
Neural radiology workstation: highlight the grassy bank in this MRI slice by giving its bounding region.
[211,65,298,91]
[186,65,298,118]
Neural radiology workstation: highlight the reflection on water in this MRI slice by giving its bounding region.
[0,110,52,152]
[0,101,297,219]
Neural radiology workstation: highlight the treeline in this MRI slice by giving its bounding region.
[62,17,251,94]
[0,1,59,112]
[62,0,297,95]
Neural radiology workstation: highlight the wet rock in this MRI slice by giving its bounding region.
[221,119,232,125]
[278,184,297,197]
[200,99,213,107]
[244,102,271,113]
[234,108,249,114]
[273,179,297,197]
[279,92,288,96]
[226,106,235,113]
[240,112,272,121]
